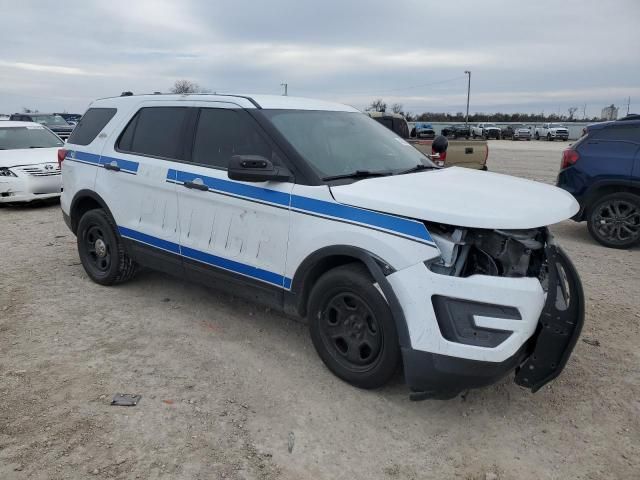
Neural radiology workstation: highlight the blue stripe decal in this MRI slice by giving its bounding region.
[118,226,181,254]
[168,169,433,244]
[170,169,290,207]
[118,226,289,288]
[181,246,288,287]
[66,150,101,166]
[99,155,140,174]
[290,195,432,243]
[70,150,432,245]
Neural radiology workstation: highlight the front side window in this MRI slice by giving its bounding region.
[191,108,275,169]
[263,110,432,180]
[0,126,64,150]
[118,107,187,159]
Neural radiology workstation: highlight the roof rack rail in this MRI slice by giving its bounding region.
[618,113,640,121]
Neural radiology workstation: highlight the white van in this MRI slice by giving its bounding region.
[60,94,584,400]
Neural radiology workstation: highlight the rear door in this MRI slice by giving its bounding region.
[579,124,640,185]
[94,102,190,275]
[174,105,293,304]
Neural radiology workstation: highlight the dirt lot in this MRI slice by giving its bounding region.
[1,140,638,479]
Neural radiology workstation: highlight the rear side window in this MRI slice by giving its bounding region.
[118,107,187,159]
[591,125,640,143]
[67,108,116,145]
[191,108,274,169]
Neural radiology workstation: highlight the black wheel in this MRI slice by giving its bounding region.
[547,133,553,141]
[587,192,640,248]
[535,132,540,140]
[308,264,400,389]
[587,193,640,249]
[77,209,138,285]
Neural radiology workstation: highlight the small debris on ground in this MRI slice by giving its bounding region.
[111,393,141,406]
[582,337,600,347]
[288,432,295,453]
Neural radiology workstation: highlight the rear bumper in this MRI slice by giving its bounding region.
[392,244,584,400]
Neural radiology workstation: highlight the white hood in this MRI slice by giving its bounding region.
[0,148,59,168]
[330,167,579,229]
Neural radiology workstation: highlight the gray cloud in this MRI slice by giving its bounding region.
[0,0,638,116]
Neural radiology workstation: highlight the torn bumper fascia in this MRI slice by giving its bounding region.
[387,243,584,399]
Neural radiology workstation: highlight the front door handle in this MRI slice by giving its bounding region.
[183,179,209,191]
[103,161,120,172]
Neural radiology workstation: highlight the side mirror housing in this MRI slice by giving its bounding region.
[431,135,449,154]
[227,155,291,183]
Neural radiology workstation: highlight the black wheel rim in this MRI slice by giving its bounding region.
[84,224,112,272]
[593,199,640,245]
[319,292,383,372]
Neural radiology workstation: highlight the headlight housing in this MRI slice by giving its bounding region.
[0,167,17,177]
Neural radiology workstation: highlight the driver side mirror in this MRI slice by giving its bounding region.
[228,155,291,183]
[431,135,449,154]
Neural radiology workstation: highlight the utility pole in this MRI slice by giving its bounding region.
[626,96,631,115]
[281,83,288,96]
[464,71,471,125]
[583,104,587,120]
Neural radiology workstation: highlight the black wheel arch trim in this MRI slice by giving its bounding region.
[68,189,117,234]
[284,245,411,348]
[579,178,638,217]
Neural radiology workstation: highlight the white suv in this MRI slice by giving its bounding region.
[60,94,584,400]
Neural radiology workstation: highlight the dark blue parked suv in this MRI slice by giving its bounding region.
[557,114,640,249]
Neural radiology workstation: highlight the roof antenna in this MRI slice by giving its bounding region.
[120,91,133,97]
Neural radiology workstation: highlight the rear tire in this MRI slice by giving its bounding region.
[547,133,553,141]
[587,193,640,249]
[77,209,138,285]
[308,263,400,389]
[535,132,540,140]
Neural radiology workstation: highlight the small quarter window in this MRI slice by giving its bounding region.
[67,108,117,146]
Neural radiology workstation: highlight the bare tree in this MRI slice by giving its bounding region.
[367,99,387,113]
[567,107,578,120]
[391,103,403,114]
[170,79,206,94]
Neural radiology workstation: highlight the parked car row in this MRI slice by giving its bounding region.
[436,123,570,141]
[8,113,79,140]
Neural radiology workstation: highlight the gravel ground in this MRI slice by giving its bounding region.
[1,140,638,479]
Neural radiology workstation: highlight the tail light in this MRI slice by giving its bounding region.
[432,146,447,166]
[561,148,579,169]
[57,148,67,169]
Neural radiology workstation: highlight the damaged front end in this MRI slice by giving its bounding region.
[424,224,584,394]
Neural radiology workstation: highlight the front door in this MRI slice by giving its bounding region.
[174,105,294,304]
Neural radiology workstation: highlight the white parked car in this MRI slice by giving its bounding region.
[471,123,501,139]
[0,121,64,203]
[61,94,584,400]
[535,123,569,141]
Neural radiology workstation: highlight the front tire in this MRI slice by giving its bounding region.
[587,193,640,249]
[77,209,138,285]
[535,132,540,140]
[308,263,400,389]
[547,133,553,141]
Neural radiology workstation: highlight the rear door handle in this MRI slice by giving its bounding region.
[103,161,120,172]
[183,179,209,191]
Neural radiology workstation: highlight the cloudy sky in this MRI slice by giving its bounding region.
[1,0,638,117]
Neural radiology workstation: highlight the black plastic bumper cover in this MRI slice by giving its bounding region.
[403,244,584,400]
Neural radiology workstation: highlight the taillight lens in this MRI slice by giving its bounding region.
[432,146,447,166]
[57,148,67,169]
[561,148,579,169]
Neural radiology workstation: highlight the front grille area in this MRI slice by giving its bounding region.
[17,164,61,177]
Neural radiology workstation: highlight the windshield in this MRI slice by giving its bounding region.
[549,123,565,128]
[31,114,70,126]
[0,126,64,150]
[485,124,497,128]
[262,110,433,179]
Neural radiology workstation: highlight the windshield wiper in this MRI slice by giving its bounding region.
[322,170,392,181]
[396,163,438,175]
